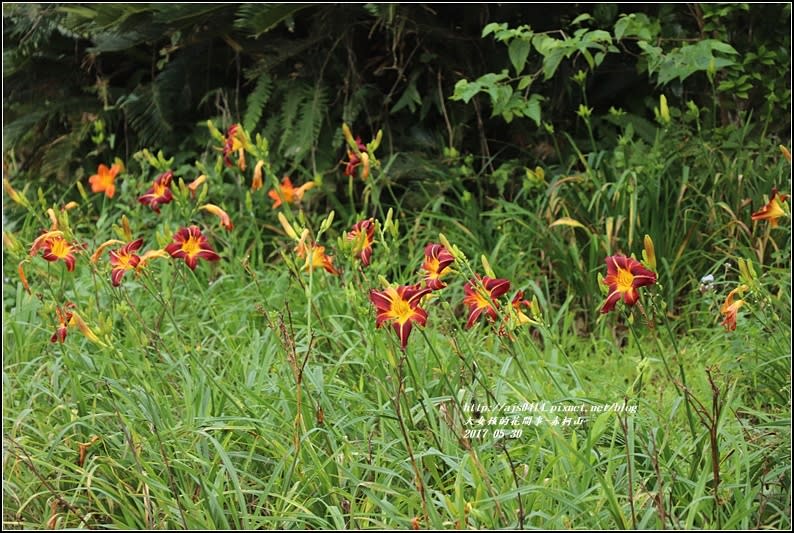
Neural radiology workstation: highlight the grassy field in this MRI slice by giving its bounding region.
[3,120,791,530]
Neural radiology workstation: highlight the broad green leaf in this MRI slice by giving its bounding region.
[508,38,531,75]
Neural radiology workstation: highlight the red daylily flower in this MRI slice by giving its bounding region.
[51,303,76,343]
[165,226,220,270]
[30,230,77,272]
[421,243,454,290]
[268,177,316,208]
[109,239,143,286]
[369,284,432,350]
[600,255,657,314]
[296,240,340,275]
[88,161,123,198]
[223,124,248,169]
[138,171,174,213]
[511,291,534,325]
[751,188,789,227]
[720,286,747,331]
[343,136,369,179]
[463,276,511,329]
[347,219,375,266]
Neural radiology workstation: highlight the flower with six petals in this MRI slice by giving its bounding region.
[30,230,77,272]
[109,239,143,286]
[421,244,454,290]
[138,171,174,213]
[165,226,220,270]
[268,177,316,208]
[599,255,657,314]
[463,276,511,329]
[369,284,433,350]
[88,161,123,198]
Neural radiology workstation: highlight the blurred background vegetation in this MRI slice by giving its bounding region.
[3,2,791,328]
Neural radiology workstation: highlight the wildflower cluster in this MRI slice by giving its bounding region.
[596,183,788,334]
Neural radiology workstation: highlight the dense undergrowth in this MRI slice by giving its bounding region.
[3,3,791,530]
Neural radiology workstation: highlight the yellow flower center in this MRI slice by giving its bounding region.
[616,268,634,293]
[427,257,440,273]
[154,182,167,197]
[390,296,414,324]
[181,236,201,257]
[50,238,71,258]
[116,253,134,270]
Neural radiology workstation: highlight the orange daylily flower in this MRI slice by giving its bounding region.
[421,243,454,290]
[720,285,747,331]
[463,276,511,329]
[109,239,143,286]
[600,255,657,314]
[165,226,220,270]
[751,188,789,228]
[138,171,174,213]
[199,204,234,231]
[268,177,315,208]
[295,240,340,275]
[88,161,123,198]
[369,284,433,350]
[30,231,77,272]
[347,219,375,266]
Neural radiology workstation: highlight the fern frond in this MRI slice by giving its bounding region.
[243,73,273,133]
[289,83,328,162]
[233,3,312,38]
[277,85,305,156]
